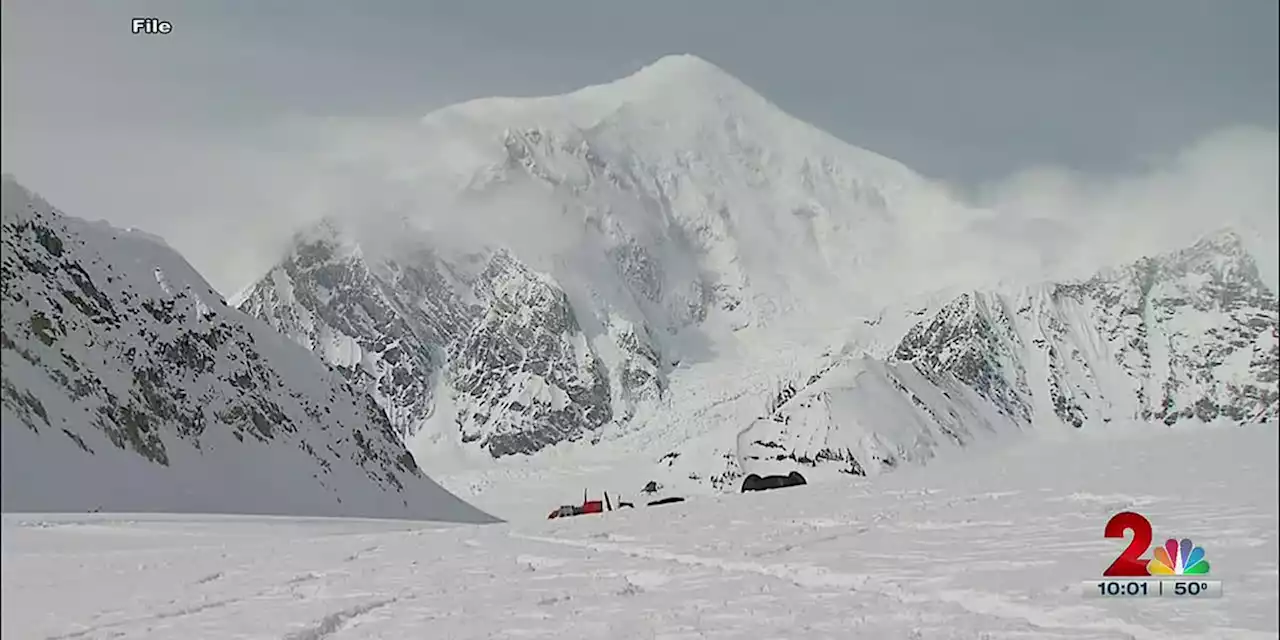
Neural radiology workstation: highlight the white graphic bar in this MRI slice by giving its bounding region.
[1082,579,1223,598]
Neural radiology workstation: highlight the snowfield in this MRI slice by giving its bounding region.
[5,423,1275,639]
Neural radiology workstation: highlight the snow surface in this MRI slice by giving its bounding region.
[4,423,1275,639]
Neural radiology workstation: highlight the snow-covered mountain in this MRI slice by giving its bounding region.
[235,219,618,459]
[236,55,1001,458]
[895,230,1278,428]
[0,177,496,523]
[693,231,1278,492]
[235,54,1276,510]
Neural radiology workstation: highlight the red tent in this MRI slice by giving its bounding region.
[547,490,614,519]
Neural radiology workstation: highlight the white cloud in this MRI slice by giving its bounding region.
[970,125,1278,289]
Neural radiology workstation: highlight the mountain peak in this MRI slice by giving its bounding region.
[413,51,918,199]
[618,54,744,92]
[637,53,726,76]
[573,53,765,116]
[420,53,769,135]
[2,174,46,223]
[1188,228,1246,255]
[1161,227,1254,272]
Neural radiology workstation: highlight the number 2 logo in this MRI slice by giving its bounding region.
[1103,511,1153,576]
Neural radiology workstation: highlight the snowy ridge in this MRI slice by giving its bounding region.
[894,229,1278,429]
[698,230,1278,493]
[0,177,496,522]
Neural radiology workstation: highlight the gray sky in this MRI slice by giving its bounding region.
[3,0,1277,293]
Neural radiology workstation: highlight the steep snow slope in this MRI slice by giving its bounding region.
[0,177,496,523]
[5,423,1275,639]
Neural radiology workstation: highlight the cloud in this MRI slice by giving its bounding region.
[968,125,1279,289]
[262,115,595,275]
[6,91,1274,300]
[4,1,1274,298]
[201,119,1280,298]
[258,116,1278,314]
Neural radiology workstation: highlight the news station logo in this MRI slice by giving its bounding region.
[1102,511,1211,577]
[1085,511,1222,598]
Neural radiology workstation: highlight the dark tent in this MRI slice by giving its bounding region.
[741,471,807,492]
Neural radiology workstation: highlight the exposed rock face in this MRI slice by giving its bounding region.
[447,249,613,456]
[236,220,476,443]
[237,225,619,459]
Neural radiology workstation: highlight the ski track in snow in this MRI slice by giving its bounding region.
[3,426,1276,639]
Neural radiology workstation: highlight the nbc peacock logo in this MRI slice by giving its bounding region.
[1147,537,1210,576]
[1101,511,1212,577]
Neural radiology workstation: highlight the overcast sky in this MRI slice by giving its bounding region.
[2,0,1277,293]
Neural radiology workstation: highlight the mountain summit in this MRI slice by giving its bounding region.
[411,53,923,198]
[428,54,761,124]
